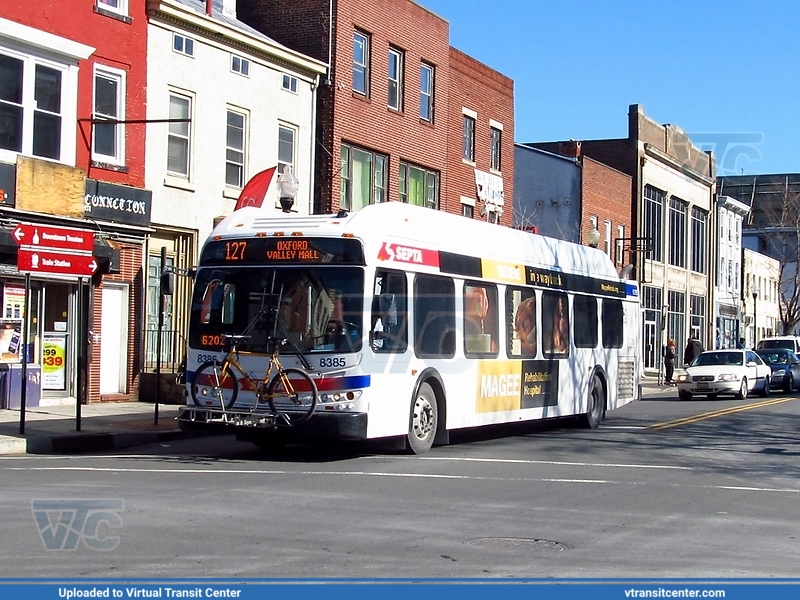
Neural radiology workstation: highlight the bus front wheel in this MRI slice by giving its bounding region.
[578,374,605,429]
[406,382,438,454]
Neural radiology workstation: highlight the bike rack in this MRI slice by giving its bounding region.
[176,405,292,429]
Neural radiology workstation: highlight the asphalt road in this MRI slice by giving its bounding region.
[2,389,799,579]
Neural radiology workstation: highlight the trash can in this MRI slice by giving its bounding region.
[2,363,41,409]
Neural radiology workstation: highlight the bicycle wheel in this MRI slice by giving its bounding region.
[191,360,239,409]
[266,368,318,424]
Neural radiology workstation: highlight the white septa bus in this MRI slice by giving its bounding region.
[182,202,641,453]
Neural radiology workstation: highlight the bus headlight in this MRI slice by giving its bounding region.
[320,391,362,403]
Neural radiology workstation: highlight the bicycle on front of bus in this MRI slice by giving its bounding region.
[190,333,318,425]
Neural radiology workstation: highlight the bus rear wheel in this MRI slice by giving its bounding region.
[578,374,605,429]
[406,382,438,454]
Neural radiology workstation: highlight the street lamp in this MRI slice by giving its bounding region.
[277,165,299,213]
[587,227,601,248]
[751,282,759,345]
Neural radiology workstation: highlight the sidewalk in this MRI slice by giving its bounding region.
[0,402,199,455]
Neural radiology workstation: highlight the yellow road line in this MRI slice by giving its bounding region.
[648,396,797,430]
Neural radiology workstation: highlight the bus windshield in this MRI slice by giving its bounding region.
[189,266,364,353]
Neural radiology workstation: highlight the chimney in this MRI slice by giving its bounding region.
[222,0,237,18]
[206,0,213,16]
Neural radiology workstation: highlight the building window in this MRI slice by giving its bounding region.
[462,203,473,218]
[92,66,125,164]
[616,224,625,265]
[399,162,438,209]
[231,55,250,77]
[353,30,369,96]
[668,196,687,268]
[0,58,66,161]
[340,143,387,211]
[420,63,434,121]
[96,0,128,16]
[490,127,501,171]
[167,92,191,177]
[690,294,705,341]
[173,34,195,57]
[644,185,664,263]
[225,110,246,188]
[282,74,297,93]
[278,124,295,178]
[604,220,612,257]
[691,207,708,274]
[667,290,686,351]
[388,47,403,111]
[462,115,475,162]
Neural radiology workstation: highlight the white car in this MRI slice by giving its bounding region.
[675,349,772,400]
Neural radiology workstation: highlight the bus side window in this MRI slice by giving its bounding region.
[508,287,537,358]
[414,274,455,359]
[602,299,623,348]
[371,271,408,353]
[573,295,598,348]
[542,291,569,357]
[464,282,498,357]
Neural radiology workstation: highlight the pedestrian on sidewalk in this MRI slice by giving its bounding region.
[683,336,703,366]
[664,339,676,384]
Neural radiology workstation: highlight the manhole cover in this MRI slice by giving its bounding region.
[467,537,568,551]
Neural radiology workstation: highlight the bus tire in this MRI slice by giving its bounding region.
[578,374,605,429]
[191,361,239,409]
[406,382,438,454]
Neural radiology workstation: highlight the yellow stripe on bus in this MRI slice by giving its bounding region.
[481,259,526,284]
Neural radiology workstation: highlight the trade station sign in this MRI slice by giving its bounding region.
[16,248,98,277]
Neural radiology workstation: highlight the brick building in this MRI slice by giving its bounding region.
[0,1,152,405]
[236,0,514,224]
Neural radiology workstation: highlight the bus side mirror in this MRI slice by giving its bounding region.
[160,271,174,296]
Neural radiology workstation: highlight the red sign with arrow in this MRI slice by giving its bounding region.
[17,248,98,277]
[12,223,95,253]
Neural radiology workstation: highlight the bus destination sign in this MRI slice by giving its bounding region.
[200,237,365,266]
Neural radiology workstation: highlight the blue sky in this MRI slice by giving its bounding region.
[421,0,799,176]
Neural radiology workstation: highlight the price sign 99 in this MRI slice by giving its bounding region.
[43,343,65,369]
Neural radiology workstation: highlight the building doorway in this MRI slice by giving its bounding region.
[40,281,76,399]
[100,283,130,395]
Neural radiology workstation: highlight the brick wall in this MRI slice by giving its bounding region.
[86,240,144,403]
[582,157,633,266]
[239,0,514,220]
[447,48,515,227]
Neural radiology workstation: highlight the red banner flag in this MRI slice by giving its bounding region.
[234,166,277,211]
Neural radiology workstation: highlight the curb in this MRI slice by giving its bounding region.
[0,429,208,456]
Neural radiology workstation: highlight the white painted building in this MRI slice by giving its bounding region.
[639,139,714,366]
[743,248,780,347]
[714,195,749,348]
[144,0,326,367]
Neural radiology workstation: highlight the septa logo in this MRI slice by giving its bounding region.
[377,242,439,267]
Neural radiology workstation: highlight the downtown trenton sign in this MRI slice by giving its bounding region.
[13,222,97,277]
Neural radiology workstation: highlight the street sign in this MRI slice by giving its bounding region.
[17,248,98,276]
[12,223,95,253]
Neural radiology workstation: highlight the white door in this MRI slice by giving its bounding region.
[100,284,129,395]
